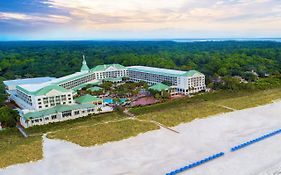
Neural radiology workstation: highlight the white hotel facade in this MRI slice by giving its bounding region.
[127,66,206,95]
[3,56,205,128]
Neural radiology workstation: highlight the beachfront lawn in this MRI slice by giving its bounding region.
[0,112,126,168]
[215,88,281,110]
[0,129,42,168]
[47,119,160,147]
[26,112,126,135]
[133,88,281,127]
[137,101,230,127]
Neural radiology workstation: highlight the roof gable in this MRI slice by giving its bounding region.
[75,94,102,104]
[35,85,69,96]
[90,86,102,91]
[91,64,126,72]
[181,70,204,77]
[17,84,70,96]
[149,83,170,91]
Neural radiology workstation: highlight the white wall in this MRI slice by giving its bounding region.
[34,90,73,111]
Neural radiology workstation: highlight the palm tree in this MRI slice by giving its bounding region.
[97,107,102,113]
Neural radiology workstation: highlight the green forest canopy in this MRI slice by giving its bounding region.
[0,41,281,79]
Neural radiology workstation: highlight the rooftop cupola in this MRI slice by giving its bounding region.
[80,55,90,72]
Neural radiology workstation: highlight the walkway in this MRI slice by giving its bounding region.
[123,108,179,134]
[211,103,237,111]
[16,123,28,138]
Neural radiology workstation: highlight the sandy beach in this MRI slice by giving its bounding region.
[1,101,281,175]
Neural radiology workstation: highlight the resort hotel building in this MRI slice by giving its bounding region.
[3,56,205,128]
[127,66,205,95]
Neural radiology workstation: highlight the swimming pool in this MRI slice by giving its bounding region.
[103,98,127,104]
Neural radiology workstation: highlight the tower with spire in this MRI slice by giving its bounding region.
[80,55,90,72]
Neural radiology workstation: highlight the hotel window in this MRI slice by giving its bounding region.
[43,98,48,104]
[51,115,57,119]
[61,95,66,101]
[62,111,72,118]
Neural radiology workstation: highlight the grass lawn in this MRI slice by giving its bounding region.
[0,112,126,168]
[1,88,281,168]
[26,112,126,135]
[133,88,281,127]
[0,129,42,168]
[137,102,230,127]
[215,88,281,110]
[47,119,160,147]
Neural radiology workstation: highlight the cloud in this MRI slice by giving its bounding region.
[43,0,281,25]
[0,0,281,39]
[0,12,69,23]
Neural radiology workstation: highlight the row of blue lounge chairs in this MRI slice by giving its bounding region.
[165,152,225,175]
[165,128,281,175]
[230,128,281,152]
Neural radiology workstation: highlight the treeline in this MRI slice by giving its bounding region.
[0,41,281,79]
[210,77,281,91]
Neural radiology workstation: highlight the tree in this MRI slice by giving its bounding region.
[242,72,258,82]
[100,81,113,91]
[217,67,228,76]
[97,107,102,113]
[161,91,170,99]
[155,93,161,100]
[113,97,121,105]
[122,77,130,82]
[222,76,241,91]
[0,106,19,127]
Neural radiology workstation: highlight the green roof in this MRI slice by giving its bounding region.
[127,66,204,78]
[72,84,87,92]
[149,83,170,91]
[81,64,90,72]
[75,94,102,104]
[22,103,96,120]
[91,64,126,72]
[17,84,70,96]
[80,57,90,72]
[89,86,102,91]
[72,81,102,92]
[181,70,204,77]
[54,72,90,85]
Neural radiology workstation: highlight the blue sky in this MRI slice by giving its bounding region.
[0,0,281,40]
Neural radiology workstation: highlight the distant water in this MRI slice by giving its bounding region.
[173,38,281,43]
